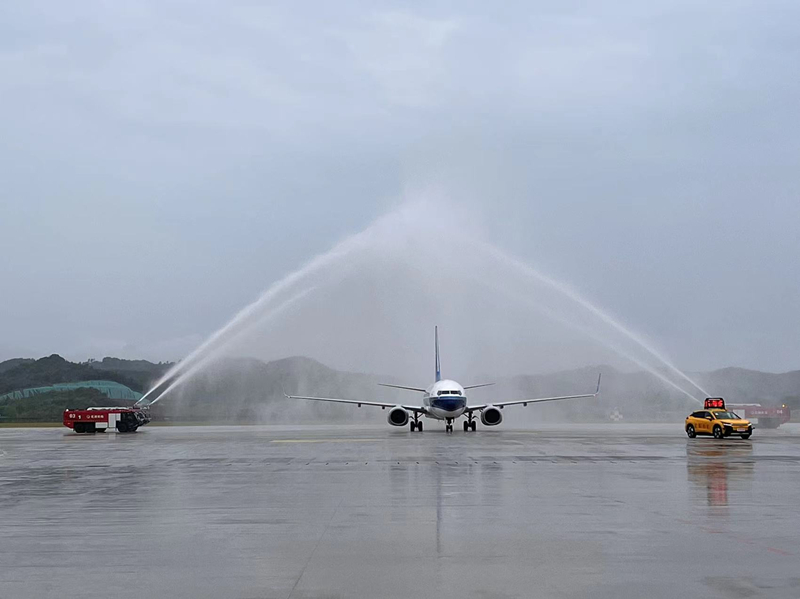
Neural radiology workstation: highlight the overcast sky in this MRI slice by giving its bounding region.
[1,1,799,374]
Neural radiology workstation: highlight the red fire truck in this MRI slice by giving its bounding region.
[63,406,151,433]
[728,403,791,429]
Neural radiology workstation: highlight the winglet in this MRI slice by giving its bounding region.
[595,373,602,395]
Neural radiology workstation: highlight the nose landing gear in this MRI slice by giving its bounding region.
[445,418,453,433]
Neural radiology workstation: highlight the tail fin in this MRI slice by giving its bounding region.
[435,326,441,382]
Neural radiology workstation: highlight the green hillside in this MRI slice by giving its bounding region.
[0,355,170,422]
[0,388,134,422]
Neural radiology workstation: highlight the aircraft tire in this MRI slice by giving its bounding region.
[417,422,423,432]
[410,421,416,432]
[463,421,469,432]
[470,421,476,431]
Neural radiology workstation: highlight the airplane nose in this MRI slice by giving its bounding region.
[432,397,466,411]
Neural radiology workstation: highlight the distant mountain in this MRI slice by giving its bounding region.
[0,355,169,421]
[0,388,135,422]
[0,354,170,396]
[1,353,798,423]
[87,357,173,374]
[152,356,389,422]
[693,367,800,405]
[152,359,800,423]
[0,358,34,373]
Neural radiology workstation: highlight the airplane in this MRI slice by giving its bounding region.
[286,327,601,432]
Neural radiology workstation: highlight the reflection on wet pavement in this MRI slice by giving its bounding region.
[687,441,754,507]
[0,424,798,599]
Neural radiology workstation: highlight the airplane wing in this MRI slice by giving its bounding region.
[466,374,601,411]
[462,383,495,390]
[285,393,427,414]
[377,383,427,393]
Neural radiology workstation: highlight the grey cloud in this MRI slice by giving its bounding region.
[1,1,798,374]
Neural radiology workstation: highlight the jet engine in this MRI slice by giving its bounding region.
[480,406,503,426]
[387,406,410,427]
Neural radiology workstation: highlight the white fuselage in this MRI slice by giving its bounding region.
[423,379,467,420]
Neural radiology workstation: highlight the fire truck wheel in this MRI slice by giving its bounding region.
[116,422,129,433]
[74,423,85,433]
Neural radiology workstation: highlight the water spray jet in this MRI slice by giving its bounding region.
[140,200,708,412]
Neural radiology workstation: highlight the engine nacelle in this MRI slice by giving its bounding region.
[480,406,503,426]
[387,406,410,427]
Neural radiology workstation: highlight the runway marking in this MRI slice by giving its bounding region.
[270,438,383,444]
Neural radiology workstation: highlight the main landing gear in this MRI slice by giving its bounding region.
[463,419,476,432]
[410,414,423,432]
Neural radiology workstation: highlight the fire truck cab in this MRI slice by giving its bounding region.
[63,406,151,433]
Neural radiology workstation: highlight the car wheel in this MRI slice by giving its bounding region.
[686,425,696,438]
[713,425,724,439]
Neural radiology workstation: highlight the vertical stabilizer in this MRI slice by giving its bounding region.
[435,326,441,382]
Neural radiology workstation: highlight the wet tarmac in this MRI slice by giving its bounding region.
[1,423,799,599]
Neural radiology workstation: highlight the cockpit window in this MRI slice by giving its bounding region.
[437,390,461,396]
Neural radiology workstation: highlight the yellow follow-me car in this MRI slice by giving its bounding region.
[685,398,753,440]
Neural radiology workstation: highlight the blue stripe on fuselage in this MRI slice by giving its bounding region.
[431,397,466,412]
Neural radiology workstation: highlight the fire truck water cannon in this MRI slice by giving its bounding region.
[63,406,151,434]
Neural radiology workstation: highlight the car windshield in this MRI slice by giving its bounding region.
[713,411,740,419]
